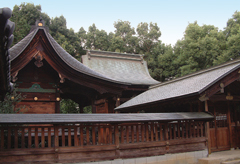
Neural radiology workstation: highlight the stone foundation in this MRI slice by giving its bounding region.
[76,149,208,164]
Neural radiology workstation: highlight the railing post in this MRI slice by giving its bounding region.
[114,124,120,159]
[54,125,59,163]
[165,123,169,153]
[205,100,211,155]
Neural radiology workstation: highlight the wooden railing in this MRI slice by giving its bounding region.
[0,120,206,163]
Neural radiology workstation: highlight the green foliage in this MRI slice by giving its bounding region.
[10,3,50,45]
[60,99,79,113]
[60,99,92,114]
[9,2,240,82]
[0,87,26,113]
[137,22,161,55]
[173,22,225,77]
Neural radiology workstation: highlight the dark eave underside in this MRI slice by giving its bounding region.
[0,112,213,124]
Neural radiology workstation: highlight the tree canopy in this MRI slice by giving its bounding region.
[10,3,240,82]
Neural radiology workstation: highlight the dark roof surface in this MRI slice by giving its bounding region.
[82,50,159,85]
[10,27,158,86]
[0,112,213,124]
[9,27,132,85]
[116,59,240,110]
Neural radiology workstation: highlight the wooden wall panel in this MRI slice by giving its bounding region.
[16,102,55,114]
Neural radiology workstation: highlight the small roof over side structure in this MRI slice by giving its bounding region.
[115,59,240,111]
[82,50,159,86]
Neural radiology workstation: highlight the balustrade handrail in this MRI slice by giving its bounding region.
[0,120,206,150]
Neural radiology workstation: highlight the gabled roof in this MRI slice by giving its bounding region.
[82,50,159,85]
[9,28,117,83]
[115,59,240,110]
[10,27,158,87]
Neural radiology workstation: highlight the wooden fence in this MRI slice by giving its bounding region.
[0,120,207,163]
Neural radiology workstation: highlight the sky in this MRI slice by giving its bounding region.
[1,0,240,45]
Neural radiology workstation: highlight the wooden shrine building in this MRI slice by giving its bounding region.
[115,59,240,153]
[9,19,158,114]
[0,16,217,164]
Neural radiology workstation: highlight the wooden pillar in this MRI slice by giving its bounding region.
[80,106,84,113]
[190,103,193,112]
[227,102,233,148]
[55,90,60,113]
[205,100,211,154]
[198,101,203,112]
[234,102,238,149]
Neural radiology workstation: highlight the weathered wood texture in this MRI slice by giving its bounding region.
[0,120,207,163]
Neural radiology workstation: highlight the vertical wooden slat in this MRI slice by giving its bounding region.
[14,128,18,148]
[190,122,193,137]
[131,126,134,143]
[155,123,158,141]
[227,102,233,148]
[114,124,119,147]
[41,128,45,148]
[126,126,129,143]
[48,127,51,148]
[193,122,196,137]
[186,122,189,138]
[98,125,101,145]
[7,128,11,149]
[54,126,59,147]
[169,124,172,140]
[145,123,149,142]
[104,127,107,145]
[160,124,163,141]
[173,124,177,139]
[141,124,145,142]
[28,128,31,148]
[109,125,112,144]
[182,122,185,139]
[21,128,25,148]
[35,128,38,148]
[80,125,84,146]
[121,126,124,144]
[178,122,181,139]
[74,126,78,146]
[197,122,200,137]
[165,124,169,141]
[68,127,71,147]
[86,126,90,145]
[1,128,4,149]
[205,100,211,154]
[151,123,154,141]
[136,124,139,142]
[62,127,65,147]
[201,122,203,137]
[92,125,96,145]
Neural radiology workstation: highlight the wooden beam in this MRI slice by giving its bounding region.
[203,68,240,99]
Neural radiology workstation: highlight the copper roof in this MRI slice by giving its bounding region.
[82,50,159,85]
[115,59,240,110]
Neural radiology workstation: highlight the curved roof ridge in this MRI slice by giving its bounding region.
[9,27,130,85]
[45,31,119,82]
[88,49,144,58]
[9,29,38,61]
